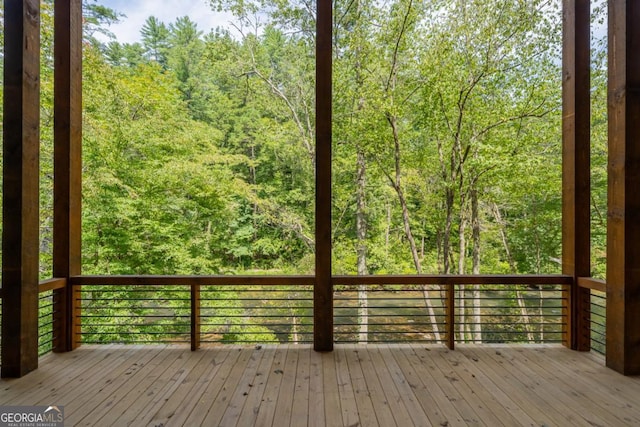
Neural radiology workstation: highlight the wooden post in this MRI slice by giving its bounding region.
[606,0,640,375]
[561,0,591,351]
[53,0,83,352]
[1,0,41,378]
[191,285,201,351]
[446,284,455,350]
[314,0,333,351]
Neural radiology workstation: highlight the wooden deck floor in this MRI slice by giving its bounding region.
[1,344,639,426]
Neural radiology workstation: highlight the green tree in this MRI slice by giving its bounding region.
[141,16,170,66]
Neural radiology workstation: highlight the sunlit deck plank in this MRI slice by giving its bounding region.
[52,346,151,412]
[154,346,238,426]
[479,346,598,426]
[307,348,326,427]
[411,346,483,425]
[335,346,360,426]
[343,344,379,427]
[78,346,181,427]
[65,345,169,426]
[235,345,277,427]
[543,346,640,396]
[126,345,211,425]
[218,344,268,426]
[272,343,299,427]
[368,345,415,426]
[436,346,537,426]
[357,344,399,426]
[431,346,517,426]
[379,345,431,426]
[290,345,312,427]
[462,345,572,425]
[499,346,621,426]
[0,344,117,405]
[91,347,191,426]
[1,344,640,427]
[507,346,640,425]
[198,345,257,426]
[392,344,463,426]
[253,345,288,427]
[321,351,344,426]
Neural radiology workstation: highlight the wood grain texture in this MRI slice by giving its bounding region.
[38,278,67,293]
[1,0,41,378]
[70,275,315,286]
[70,274,571,286]
[314,0,333,352]
[561,0,591,351]
[2,344,640,426]
[53,0,83,353]
[577,277,606,292]
[190,284,201,351]
[607,0,640,376]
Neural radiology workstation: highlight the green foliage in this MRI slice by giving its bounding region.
[0,0,593,346]
[0,0,568,280]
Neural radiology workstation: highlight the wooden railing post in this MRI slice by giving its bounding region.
[314,0,333,351]
[53,0,83,352]
[1,0,41,378]
[191,284,201,351]
[562,0,591,351]
[446,284,455,350]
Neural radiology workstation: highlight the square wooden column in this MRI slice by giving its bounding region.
[607,0,640,375]
[562,0,591,351]
[314,0,333,351]
[1,0,41,378]
[53,0,83,352]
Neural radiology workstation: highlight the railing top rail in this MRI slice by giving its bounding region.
[333,274,572,285]
[65,274,573,287]
[70,275,316,286]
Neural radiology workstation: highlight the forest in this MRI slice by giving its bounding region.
[0,0,608,347]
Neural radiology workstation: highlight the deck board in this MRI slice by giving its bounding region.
[343,344,379,427]
[411,346,483,425]
[307,349,325,427]
[254,345,288,427]
[357,344,398,427]
[1,344,639,426]
[290,345,311,427]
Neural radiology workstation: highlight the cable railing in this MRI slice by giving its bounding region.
[66,276,573,348]
[74,284,316,345]
[333,283,565,345]
[1,274,582,369]
[454,284,564,344]
[77,285,191,344]
[590,289,606,355]
[38,290,55,355]
[200,286,313,344]
[0,286,56,359]
[334,285,447,344]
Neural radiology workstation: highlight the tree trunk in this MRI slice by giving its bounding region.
[471,186,482,342]
[356,149,368,343]
[385,201,391,259]
[458,214,467,341]
[492,203,534,342]
[443,188,454,275]
[387,114,441,342]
